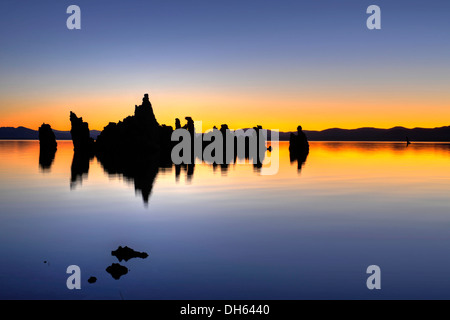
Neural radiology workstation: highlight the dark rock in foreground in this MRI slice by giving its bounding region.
[112,246,149,262]
[106,263,128,280]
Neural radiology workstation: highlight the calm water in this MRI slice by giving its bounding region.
[1,140,450,299]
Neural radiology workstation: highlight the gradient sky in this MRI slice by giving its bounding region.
[1,0,449,132]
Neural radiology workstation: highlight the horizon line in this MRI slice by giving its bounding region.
[2,124,450,133]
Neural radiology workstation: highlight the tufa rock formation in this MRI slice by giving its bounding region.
[38,123,57,151]
[39,123,58,151]
[96,93,173,155]
[70,112,95,154]
[38,123,57,171]
[69,112,95,188]
[289,125,309,154]
[92,93,175,204]
[289,125,309,171]
[66,93,273,203]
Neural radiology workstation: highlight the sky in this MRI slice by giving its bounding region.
[0,0,449,132]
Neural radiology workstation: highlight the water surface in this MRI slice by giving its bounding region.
[0,140,449,299]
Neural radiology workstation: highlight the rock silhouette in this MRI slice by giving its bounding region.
[65,93,278,204]
[96,93,172,156]
[69,94,177,203]
[69,113,96,188]
[289,125,309,155]
[87,276,97,284]
[70,112,95,154]
[289,125,309,172]
[38,123,57,171]
[106,263,128,280]
[69,93,271,168]
[38,123,57,151]
[111,246,149,262]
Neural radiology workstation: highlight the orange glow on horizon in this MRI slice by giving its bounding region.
[1,89,449,133]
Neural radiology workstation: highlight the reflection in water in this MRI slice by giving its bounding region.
[0,140,449,299]
[30,140,450,206]
[211,163,229,176]
[76,142,270,205]
[289,150,308,173]
[39,149,56,172]
[175,164,195,183]
[314,141,450,154]
[70,152,93,189]
[96,151,160,206]
[289,141,309,173]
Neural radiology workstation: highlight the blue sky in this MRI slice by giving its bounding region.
[1,0,449,131]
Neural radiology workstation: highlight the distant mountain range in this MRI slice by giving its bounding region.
[1,126,449,142]
[0,126,101,140]
[273,126,450,142]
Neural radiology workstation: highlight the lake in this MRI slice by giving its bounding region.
[0,140,450,299]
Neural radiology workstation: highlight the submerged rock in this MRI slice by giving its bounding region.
[106,263,128,280]
[87,276,97,284]
[112,246,149,262]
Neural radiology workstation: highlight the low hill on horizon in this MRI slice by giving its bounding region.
[255,126,450,142]
[0,126,101,140]
[0,125,449,142]
[301,126,450,142]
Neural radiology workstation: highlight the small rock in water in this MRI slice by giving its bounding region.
[111,246,149,262]
[106,263,128,280]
